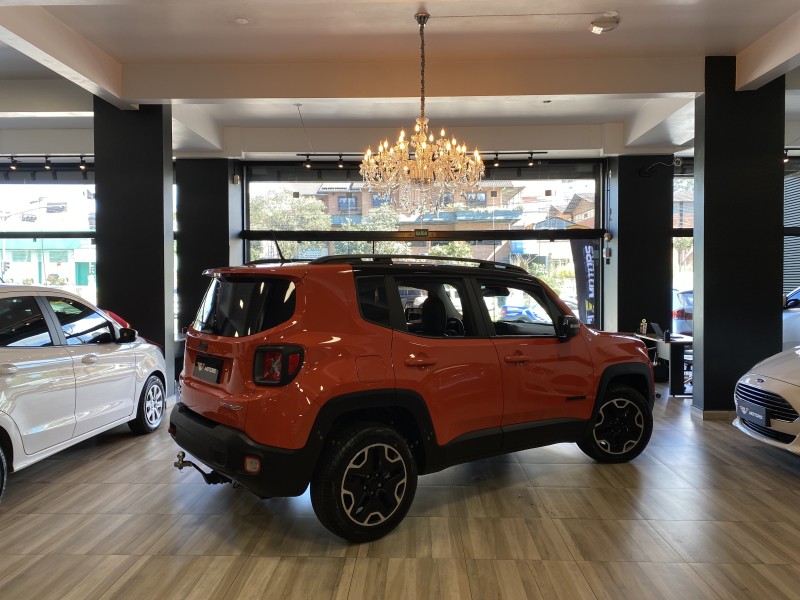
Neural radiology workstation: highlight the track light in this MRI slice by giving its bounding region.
[304,155,311,169]
[528,153,534,167]
[493,154,500,168]
[44,157,52,170]
[79,156,86,171]
[9,157,17,171]
[338,155,344,169]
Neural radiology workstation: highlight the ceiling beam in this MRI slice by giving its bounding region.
[737,8,800,90]
[0,6,130,109]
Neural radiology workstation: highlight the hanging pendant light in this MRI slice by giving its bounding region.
[360,11,484,213]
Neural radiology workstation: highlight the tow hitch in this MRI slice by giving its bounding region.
[173,451,232,485]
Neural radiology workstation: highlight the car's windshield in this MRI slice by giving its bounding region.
[194,276,296,337]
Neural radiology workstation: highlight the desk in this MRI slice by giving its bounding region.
[636,333,693,396]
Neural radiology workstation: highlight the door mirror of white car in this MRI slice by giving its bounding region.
[117,327,137,343]
[785,298,800,310]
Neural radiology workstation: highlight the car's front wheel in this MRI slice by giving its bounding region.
[578,385,653,463]
[128,374,166,434]
[310,424,417,543]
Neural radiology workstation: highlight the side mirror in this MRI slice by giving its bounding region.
[117,327,138,343]
[556,315,581,340]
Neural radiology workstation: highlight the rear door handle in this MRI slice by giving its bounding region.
[404,357,437,368]
[82,354,99,365]
[0,364,18,375]
[504,354,532,364]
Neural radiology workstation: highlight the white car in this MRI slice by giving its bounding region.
[733,348,800,453]
[0,285,167,500]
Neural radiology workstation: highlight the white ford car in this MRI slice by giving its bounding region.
[0,285,167,500]
[733,348,800,453]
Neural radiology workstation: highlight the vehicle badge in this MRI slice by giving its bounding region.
[220,402,243,411]
[741,407,749,415]
[755,378,765,384]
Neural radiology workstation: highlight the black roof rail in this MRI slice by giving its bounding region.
[245,258,308,266]
[309,254,529,274]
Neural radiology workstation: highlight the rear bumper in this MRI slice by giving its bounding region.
[169,402,315,498]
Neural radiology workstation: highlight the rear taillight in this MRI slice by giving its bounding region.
[254,346,304,386]
[673,308,690,320]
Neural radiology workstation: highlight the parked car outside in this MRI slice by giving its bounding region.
[0,285,167,501]
[783,287,800,350]
[733,348,800,454]
[672,288,693,335]
[170,254,655,543]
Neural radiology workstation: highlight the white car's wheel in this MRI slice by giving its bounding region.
[128,375,166,434]
[0,445,6,502]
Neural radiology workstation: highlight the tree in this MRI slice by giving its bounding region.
[427,241,472,259]
[673,236,693,273]
[335,204,411,255]
[249,191,330,260]
[511,254,565,294]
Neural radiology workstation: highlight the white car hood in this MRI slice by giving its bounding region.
[749,347,800,386]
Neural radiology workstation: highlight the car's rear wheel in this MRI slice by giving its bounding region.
[128,375,166,434]
[0,445,6,502]
[578,385,652,463]
[310,424,417,543]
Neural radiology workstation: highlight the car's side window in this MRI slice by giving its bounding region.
[0,296,54,347]
[356,276,391,328]
[47,297,116,345]
[394,278,472,338]
[480,282,556,337]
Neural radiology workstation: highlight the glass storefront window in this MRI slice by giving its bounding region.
[0,184,95,233]
[252,237,598,325]
[673,172,694,336]
[0,238,97,304]
[245,162,602,326]
[0,182,97,304]
[248,179,597,235]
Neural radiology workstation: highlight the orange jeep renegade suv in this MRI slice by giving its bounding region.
[170,255,654,542]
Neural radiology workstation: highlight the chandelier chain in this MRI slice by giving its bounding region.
[419,14,425,122]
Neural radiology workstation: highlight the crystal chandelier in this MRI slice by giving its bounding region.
[360,11,485,213]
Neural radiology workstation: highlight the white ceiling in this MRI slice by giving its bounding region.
[1,0,800,164]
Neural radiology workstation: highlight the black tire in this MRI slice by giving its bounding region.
[128,374,166,434]
[578,385,653,463]
[310,424,417,543]
[0,445,6,503]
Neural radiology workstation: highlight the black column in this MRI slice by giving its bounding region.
[175,158,243,334]
[693,57,784,412]
[93,98,175,392]
[606,155,674,334]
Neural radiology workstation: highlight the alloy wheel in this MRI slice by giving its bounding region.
[593,398,645,455]
[340,443,408,526]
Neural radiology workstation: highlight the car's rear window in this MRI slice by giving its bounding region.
[193,276,296,337]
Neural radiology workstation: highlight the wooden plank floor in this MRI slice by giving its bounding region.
[2,386,800,599]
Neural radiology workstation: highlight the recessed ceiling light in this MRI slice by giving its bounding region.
[234,17,250,25]
[589,11,620,35]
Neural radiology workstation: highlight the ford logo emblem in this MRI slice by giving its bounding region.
[756,378,765,384]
